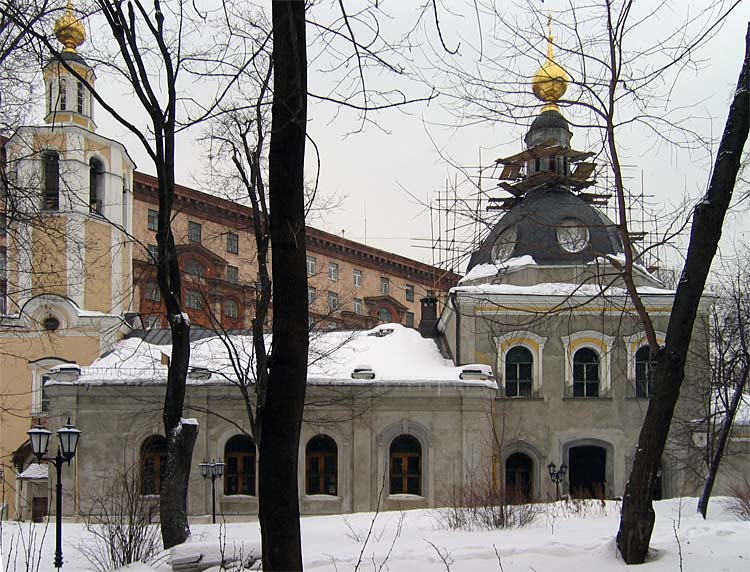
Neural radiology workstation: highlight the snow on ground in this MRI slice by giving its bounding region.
[1,498,748,571]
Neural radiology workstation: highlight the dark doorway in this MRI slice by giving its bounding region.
[568,445,606,498]
[505,453,533,502]
[32,496,48,522]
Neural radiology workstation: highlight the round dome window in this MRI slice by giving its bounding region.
[492,226,517,262]
[556,218,589,253]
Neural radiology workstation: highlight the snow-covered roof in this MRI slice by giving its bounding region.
[62,324,497,389]
[452,281,675,297]
[459,256,537,284]
[17,463,48,480]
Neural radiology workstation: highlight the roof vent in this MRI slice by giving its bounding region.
[351,366,376,380]
[368,327,393,338]
[188,367,212,380]
[459,365,494,381]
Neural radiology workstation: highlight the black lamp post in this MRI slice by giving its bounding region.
[199,459,225,524]
[547,461,567,501]
[28,418,80,570]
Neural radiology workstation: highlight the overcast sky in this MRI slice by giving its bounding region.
[88,0,750,274]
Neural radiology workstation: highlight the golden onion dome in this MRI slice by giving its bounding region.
[54,0,85,53]
[531,16,568,112]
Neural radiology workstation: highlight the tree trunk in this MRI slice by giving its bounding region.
[617,23,750,564]
[697,363,749,518]
[258,2,308,571]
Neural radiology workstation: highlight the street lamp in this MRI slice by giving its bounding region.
[200,459,225,524]
[28,418,80,569]
[547,461,567,501]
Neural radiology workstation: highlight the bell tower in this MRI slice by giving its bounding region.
[43,0,96,132]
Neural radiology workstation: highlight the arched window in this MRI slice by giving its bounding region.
[389,435,421,495]
[184,259,205,277]
[59,78,67,110]
[305,435,337,495]
[48,81,53,113]
[505,453,533,502]
[377,307,392,323]
[77,80,85,114]
[635,346,655,398]
[573,348,599,397]
[141,435,168,495]
[224,299,239,319]
[505,346,533,397]
[43,152,60,210]
[224,435,256,495]
[89,158,104,214]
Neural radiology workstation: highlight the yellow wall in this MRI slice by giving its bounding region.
[31,217,67,297]
[0,331,101,519]
[84,219,112,312]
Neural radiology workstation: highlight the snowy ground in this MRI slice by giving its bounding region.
[1,497,748,571]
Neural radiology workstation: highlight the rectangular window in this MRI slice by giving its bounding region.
[306,255,316,276]
[144,315,160,329]
[405,311,414,328]
[147,244,159,263]
[0,212,6,236]
[328,262,339,281]
[353,269,362,288]
[188,221,202,243]
[145,281,161,302]
[327,291,338,312]
[380,277,389,296]
[405,284,415,302]
[308,287,316,305]
[185,289,202,310]
[227,232,239,254]
[353,298,363,315]
[77,80,85,114]
[226,265,239,284]
[147,209,158,231]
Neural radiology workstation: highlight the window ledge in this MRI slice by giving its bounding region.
[496,396,544,401]
[387,494,424,501]
[626,396,651,400]
[222,494,257,499]
[303,494,339,501]
[562,396,613,401]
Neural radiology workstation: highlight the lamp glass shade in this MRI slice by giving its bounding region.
[547,462,556,478]
[199,462,210,478]
[213,461,225,478]
[560,463,568,476]
[28,425,52,460]
[57,418,80,459]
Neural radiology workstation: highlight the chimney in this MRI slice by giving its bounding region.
[418,291,439,338]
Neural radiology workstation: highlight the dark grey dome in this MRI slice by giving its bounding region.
[467,188,623,271]
[529,109,570,132]
[525,110,572,148]
[46,51,89,67]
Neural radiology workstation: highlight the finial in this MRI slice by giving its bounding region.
[531,15,569,112]
[54,0,85,53]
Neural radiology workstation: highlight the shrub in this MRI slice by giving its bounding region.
[79,466,164,571]
[437,479,539,530]
[725,476,750,521]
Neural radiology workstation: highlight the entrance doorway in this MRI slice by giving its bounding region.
[505,453,533,502]
[568,445,606,498]
[31,496,48,522]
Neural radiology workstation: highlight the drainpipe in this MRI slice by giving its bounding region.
[451,291,461,365]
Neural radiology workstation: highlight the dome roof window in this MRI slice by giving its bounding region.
[492,226,517,262]
[556,218,589,253]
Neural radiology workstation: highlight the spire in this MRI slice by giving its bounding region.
[54,0,85,53]
[531,15,569,112]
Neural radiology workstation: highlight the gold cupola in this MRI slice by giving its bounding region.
[531,16,569,112]
[54,0,85,53]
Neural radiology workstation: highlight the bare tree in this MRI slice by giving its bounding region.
[695,253,750,518]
